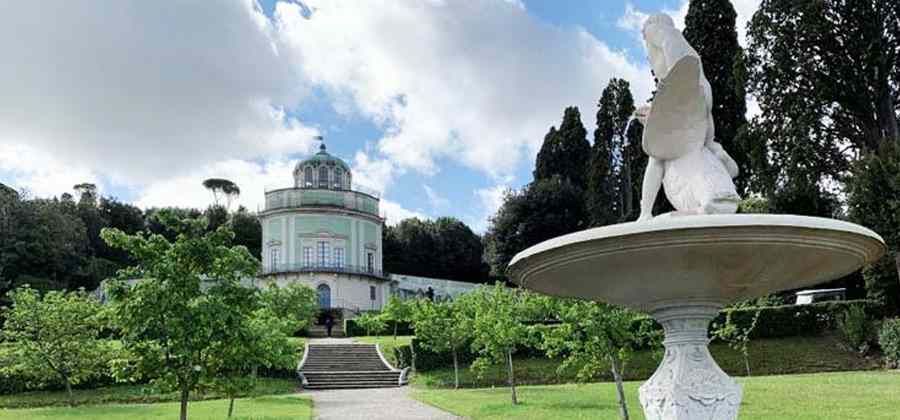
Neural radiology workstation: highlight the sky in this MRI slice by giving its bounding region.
[0,0,761,232]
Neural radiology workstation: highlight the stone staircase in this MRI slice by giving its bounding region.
[298,343,407,390]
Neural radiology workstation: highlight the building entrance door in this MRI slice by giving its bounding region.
[317,284,331,308]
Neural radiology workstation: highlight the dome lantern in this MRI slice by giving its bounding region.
[292,138,352,190]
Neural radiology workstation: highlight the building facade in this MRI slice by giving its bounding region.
[259,142,389,313]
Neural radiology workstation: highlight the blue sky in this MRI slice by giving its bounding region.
[0,0,758,231]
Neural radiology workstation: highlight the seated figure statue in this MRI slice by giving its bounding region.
[633,14,741,221]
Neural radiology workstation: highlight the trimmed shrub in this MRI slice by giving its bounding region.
[344,319,413,337]
[837,305,876,354]
[879,318,900,368]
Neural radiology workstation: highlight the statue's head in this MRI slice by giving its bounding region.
[642,14,675,78]
[642,14,674,45]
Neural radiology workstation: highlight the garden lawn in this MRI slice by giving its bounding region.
[355,335,413,367]
[0,394,312,420]
[413,335,880,388]
[413,371,900,420]
[0,378,297,409]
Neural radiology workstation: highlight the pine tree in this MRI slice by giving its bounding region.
[534,107,591,190]
[683,0,749,194]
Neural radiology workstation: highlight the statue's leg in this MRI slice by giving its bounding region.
[701,198,738,215]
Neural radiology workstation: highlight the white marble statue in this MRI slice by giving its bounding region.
[634,14,741,222]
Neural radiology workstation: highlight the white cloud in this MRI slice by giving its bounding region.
[471,184,510,233]
[0,0,318,189]
[423,185,450,211]
[0,143,102,199]
[276,0,654,180]
[134,158,296,211]
[380,199,428,226]
[350,151,399,196]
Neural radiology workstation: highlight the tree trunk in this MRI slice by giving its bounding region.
[179,385,190,420]
[506,350,518,405]
[610,355,630,420]
[452,348,459,389]
[394,322,398,340]
[63,376,74,407]
[228,397,235,418]
[743,352,751,377]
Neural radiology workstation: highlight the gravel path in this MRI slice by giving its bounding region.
[304,387,461,420]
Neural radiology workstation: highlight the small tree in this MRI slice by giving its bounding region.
[354,311,387,337]
[101,210,259,420]
[711,308,761,376]
[212,307,296,418]
[462,284,533,405]
[542,300,647,420]
[1,286,105,406]
[412,299,470,388]
[258,282,318,335]
[382,296,415,340]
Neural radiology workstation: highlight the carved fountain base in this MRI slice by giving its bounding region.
[639,303,741,420]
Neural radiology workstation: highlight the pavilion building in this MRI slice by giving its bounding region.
[257,141,475,317]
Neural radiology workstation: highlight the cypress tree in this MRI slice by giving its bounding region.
[534,107,590,190]
[588,79,635,226]
[683,0,749,193]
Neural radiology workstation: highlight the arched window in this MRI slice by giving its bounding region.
[334,170,343,190]
[317,284,331,308]
[304,167,313,188]
[318,166,329,188]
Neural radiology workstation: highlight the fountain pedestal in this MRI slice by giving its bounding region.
[507,215,885,420]
[639,303,740,420]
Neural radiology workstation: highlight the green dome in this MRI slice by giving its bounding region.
[296,142,350,172]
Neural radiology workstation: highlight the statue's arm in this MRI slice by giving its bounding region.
[639,157,664,221]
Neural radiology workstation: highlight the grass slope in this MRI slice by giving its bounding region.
[414,371,900,420]
[413,335,880,388]
[0,395,313,420]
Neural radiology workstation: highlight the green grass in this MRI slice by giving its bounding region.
[413,335,880,388]
[413,371,900,420]
[354,335,414,367]
[0,378,298,409]
[0,394,313,420]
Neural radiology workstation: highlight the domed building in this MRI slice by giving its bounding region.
[259,141,387,313]
[258,140,479,322]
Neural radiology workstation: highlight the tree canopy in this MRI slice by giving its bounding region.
[534,107,591,189]
[684,0,750,193]
[383,217,489,282]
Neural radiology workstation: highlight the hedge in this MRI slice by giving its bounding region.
[710,299,883,339]
[400,300,883,372]
[343,319,414,337]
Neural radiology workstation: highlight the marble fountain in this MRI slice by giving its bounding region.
[507,13,886,420]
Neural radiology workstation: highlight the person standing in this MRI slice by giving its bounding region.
[324,315,334,338]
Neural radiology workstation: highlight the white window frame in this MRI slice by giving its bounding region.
[333,247,344,268]
[303,247,312,267]
[270,247,279,270]
[317,241,330,266]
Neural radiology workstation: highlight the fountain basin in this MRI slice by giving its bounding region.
[508,214,885,312]
[507,214,885,420]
